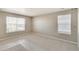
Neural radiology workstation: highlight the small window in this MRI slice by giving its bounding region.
[6,16,25,33]
[58,14,71,34]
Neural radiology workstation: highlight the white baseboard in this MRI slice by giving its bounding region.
[35,33,77,45]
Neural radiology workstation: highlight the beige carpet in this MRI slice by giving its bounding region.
[4,44,27,51]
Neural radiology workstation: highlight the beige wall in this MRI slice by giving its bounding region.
[78,9,79,47]
[32,9,78,42]
[0,12,32,39]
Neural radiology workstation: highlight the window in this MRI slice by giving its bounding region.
[6,16,25,33]
[58,14,71,34]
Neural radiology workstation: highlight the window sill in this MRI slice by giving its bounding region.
[58,32,71,35]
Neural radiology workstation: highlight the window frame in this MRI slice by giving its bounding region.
[57,14,71,35]
[6,16,26,33]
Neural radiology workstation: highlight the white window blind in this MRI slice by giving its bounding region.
[58,14,71,34]
[6,16,25,33]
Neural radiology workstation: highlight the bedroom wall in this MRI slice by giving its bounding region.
[78,9,79,47]
[0,11,32,39]
[32,9,78,42]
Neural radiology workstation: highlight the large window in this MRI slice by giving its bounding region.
[6,16,25,33]
[58,14,71,34]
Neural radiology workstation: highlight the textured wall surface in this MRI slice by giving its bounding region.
[0,11,32,39]
[32,9,78,42]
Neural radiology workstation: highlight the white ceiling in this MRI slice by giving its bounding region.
[0,8,70,17]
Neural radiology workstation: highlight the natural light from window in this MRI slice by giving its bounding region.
[6,16,25,33]
[58,14,71,34]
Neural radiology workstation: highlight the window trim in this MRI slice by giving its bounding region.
[57,14,71,35]
[6,16,26,33]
